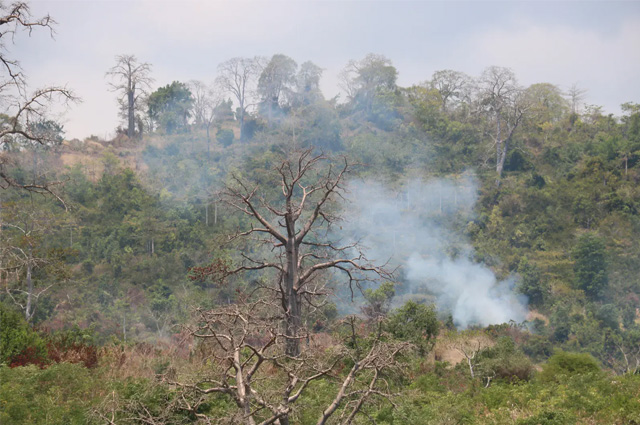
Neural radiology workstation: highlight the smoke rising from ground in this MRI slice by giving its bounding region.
[342,176,528,328]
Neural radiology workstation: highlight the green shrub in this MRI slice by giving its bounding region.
[522,334,553,361]
[46,326,100,369]
[216,128,234,147]
[0,363,94,424]
[477,337,534,383]
[573,233,608,299]
[517,410,576,425]
[385,300,439,355]
[517,257,548,306]
[0,304,48,367]
[538,350,600,383]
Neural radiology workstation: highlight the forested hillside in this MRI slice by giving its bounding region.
[2,4,640,424]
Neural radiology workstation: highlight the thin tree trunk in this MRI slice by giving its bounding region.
[127,88,135,138]
[495,113,501,172]
[496,139,509,179]
[285,238,301,357]
[317,362,360,425]
[206,124,211,160]
[625,156,628,176]
[233,349,256,425]
[25,247,33,322]
[33,149,38,182]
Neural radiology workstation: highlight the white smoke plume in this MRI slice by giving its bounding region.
[341,176,528,328]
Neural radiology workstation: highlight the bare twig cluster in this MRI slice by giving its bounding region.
[0,3,78,204]
[166,297,410,425]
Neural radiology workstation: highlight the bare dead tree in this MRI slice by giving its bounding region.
[188,80,223,159]
[429,69,473,112]
[216,57,260,142]
[0,3,77,202]
[0,2,54,93]
[604,332,640,376]
[92,386,191,425]
[617,343,640,375]
[106,54,153,138]
[0,202,63,321]
[210,148,391,357]
[478,66,530,183]
[188,79,220,132]
[566,83,587,116]
[316,318,409,425]
[168,298,409,425]
[445,330,491,380]
[171,298,334,425]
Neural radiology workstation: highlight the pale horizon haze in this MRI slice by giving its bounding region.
[9,0,640,140]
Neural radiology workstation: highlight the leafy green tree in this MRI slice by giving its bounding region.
[0,304,47,366]
[25,120,64,148]
[573,233,608,299]
[216,128,234,147]
[525,83,568,128]
[595,304,619,330]
[147,81,194,134]
[516,257,548,306]
[620,102,640,175]
[550,305,571,342]
[293,61,324,106]
[386,300,439,355]
[538,350,601,383]
[257,54,297,123]
[292,100,343,151]
[213,98,234,122]
[362,281,395,319]
[476,336,534,384]
[340,53,398,116]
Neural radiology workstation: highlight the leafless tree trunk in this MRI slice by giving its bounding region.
[316,325,407,425]
[216,57,260,142]
[479,66,530,183]
[106,55,153,139]
[447,331,489,380]
[0,3,77,202]
[567,83,587,116]
[24,245,33,321]
[171,302,408,425]
[215,149,391,357]
[1,216,56,322]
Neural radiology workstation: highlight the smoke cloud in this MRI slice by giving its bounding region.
[341,176,528,328]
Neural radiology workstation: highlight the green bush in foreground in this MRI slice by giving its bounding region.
[0,304,47,367]
[0,363,95,425]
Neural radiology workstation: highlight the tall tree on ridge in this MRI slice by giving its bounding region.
[106,55,153,138]
[216,57,260,142]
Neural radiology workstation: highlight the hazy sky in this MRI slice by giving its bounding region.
[12,0,640,139]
